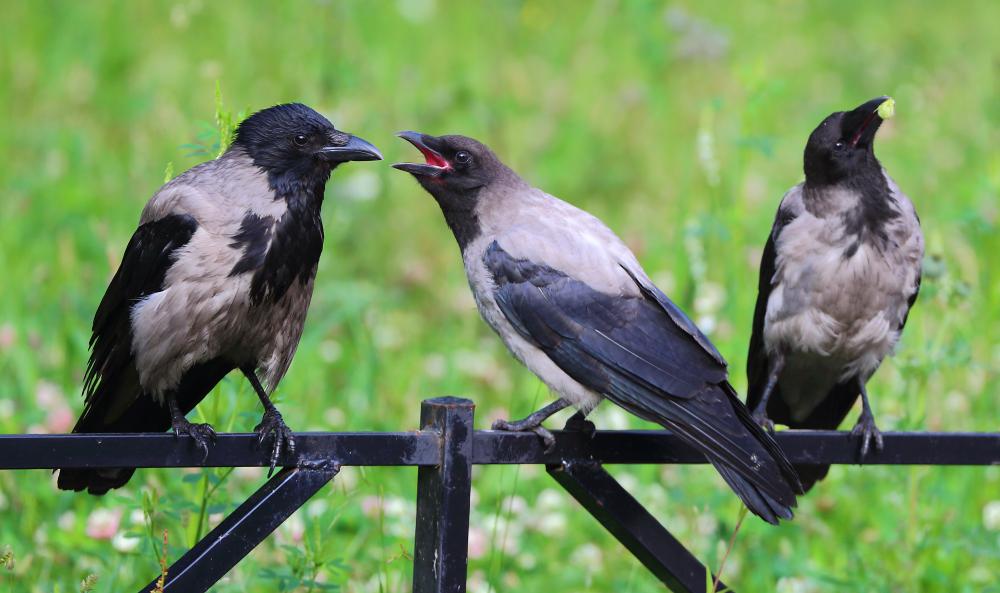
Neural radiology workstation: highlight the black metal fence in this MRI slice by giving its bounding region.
[2,396,998,592]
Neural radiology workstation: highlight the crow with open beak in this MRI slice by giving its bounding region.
[57,103,381,494]
[746,97,923,491]
[394,132,802,524]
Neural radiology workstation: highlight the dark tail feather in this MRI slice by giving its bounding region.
[57,358,232,494]
[57,467,136,495]
[714,464,793,525]
[718,384,801,522]
[794,465,832,493]
[623,381,802,524]
[784,380,861,493]
[54,388,165,494]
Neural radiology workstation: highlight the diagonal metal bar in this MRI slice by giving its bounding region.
[139,461,339,593]
[413,397,475,593]
[549,460,727,593]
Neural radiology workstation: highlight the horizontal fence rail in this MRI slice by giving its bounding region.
[1,430,998,469]
[2,397,998,593]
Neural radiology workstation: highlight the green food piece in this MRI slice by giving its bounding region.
[877,97,896,119]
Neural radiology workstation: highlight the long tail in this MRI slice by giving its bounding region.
[56,394,161,495]
[57,359,232,495]
[621,381,802,524]
[772,380,860,492]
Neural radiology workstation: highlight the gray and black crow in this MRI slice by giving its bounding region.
[57,103,381,494]
[394,132,802,524]
[746,97,923,491]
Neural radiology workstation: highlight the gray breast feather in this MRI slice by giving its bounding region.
[763,172,923,376]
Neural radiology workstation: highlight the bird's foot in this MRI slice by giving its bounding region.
[752,410,776,433]
[255,408,296,477]
[171,417,217,462]
[492,417,557,454]
[563,411,596,439]
[850,411,884,459]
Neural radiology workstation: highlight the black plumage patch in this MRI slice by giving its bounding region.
[746,207,796,416]
[229,212,274,277]
[839,170,899,252]
[484,241,725,399]
[78,213,198,432]
[247,188,324,305]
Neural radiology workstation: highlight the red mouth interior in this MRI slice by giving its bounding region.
[417,145,449,168]
[849,110,879,147]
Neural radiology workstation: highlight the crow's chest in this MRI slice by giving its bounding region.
[247,206,324,306]
[771,215,914,328]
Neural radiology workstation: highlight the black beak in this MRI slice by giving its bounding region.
[843,96,892,148]
[316,134,383,162]
[392,131,449,178]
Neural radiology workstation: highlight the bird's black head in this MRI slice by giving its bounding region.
[233,103,382,195]
[392,132,519,208]
[803,96,892,187]
[393,132,521,251]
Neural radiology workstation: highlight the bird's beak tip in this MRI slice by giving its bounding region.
[318,134,382,162]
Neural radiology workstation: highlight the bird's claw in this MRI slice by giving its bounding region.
[752,411,775,433]
[171,419,217,462]
[255,409,296,477]
[492,418,557,454]
[851,412,884,459]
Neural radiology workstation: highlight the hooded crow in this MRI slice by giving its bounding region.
[394,132,802,524]
[57,103,382,494]
[746,97,923,490]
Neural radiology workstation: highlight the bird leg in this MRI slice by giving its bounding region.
[241,366,296,476]
[563,410,596,440]
[167,394,217,462]
[492,398,570,453]
[850,379,884,459]
[751,353,785,432]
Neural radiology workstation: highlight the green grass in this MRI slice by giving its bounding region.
[1,1,998,591]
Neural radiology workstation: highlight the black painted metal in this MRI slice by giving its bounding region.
[0,404,996,593]
[473,430,1000,465]
[139,461,339,593]
[0,432,439,469]
[5,431,997,470]
[412,397,475,593]
[549,460,726,593]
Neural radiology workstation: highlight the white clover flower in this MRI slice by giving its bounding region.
[983,501,1000,531]
[112,531,141,553]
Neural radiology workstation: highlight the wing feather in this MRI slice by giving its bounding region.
[486,241,800,517]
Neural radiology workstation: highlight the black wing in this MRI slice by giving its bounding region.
[746,208,794,419]
[485,242,800,521]
[898,267,921,334]
[76,213,200,430]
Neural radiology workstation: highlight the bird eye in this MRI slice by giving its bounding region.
[293,134,308,147]
[454,151,472,165]
[833,141,845,151]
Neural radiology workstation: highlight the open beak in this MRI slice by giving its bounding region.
[843,96,893,148]
[392,131,449,178]
[316,134,383,162]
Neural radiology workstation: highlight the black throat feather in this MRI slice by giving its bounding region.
[807,153,899,256]
[423,182,483,254]
[246,169,330,304]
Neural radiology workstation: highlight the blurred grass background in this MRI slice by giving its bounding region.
[1,0,998,591]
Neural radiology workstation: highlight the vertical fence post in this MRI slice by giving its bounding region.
[412,397,475,593]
